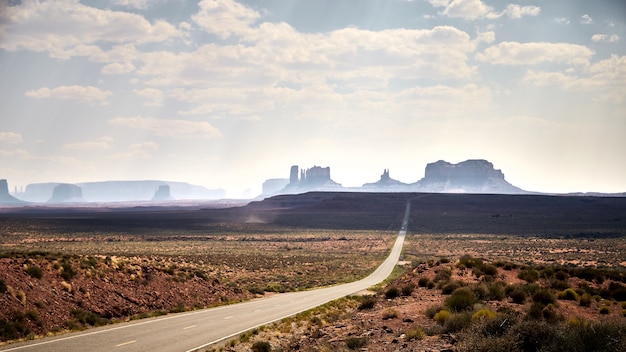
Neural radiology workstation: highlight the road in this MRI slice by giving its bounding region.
[1,202,410,352]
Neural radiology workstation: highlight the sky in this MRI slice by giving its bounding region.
[0,0,625,197]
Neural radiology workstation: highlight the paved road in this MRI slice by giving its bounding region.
[1,202,410,352]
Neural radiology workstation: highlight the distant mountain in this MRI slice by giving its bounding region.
[412,159,526,194]
[48,183,84,203]
[362,169,409,191]
[280,165,342,194]
[0,179,25,205]
[19,180,225,203]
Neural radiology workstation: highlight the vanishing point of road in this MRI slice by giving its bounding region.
[1,202,411,352]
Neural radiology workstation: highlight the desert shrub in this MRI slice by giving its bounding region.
[16,290,26,304]
[443,311,473,333]
[557,288,580,301]
[26,265,43,279]
[579,293,593,307]
[540,267,555,279]
[418,277,430,288]
[401,283,415,296]
[458,254,482,269]
[439,257,450,264]
[472,308,496,321]
[345,337,367,350]
[542,304,562,324]
[482,264,498,277]
[511,320,560,352]
[251,341,271,352]
[555,270,569,281]
[70,309,110,327]
[264,283,284,293]
[441,280,463,294]
[358,296,376,310]
[508,288,527,304]
[608,282,626,301]
[599,306,611,314]
[0,279,6,294]
[549,279,571,291]
[405,325,425,340]
[474,282,505,301]
[518,268,539,283]
[384,286,401,299]
[532,289,555,305]
[445,287,478,312]
[425,305,445,319]
[559,320,626,352]
[382,308,398,320]
[434,310,452,325]
[194,270,209,281]
[60,261,76,281]
[248,286,264,295]
[433,267,452,283]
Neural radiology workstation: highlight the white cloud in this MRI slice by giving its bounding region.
[108,117,222,138]
[591,34,620,43]
[114,0,149,9]
[477,42,594,66]
[554,17,570,25]
[580,14,593,24]
[25,85,113,103]
[425,0,540,20]
[110,141,159,160]
[0,0,180,56]
[192,0,260,39]
[0,132,22,144]
[63,136,114,150]
[102,62,136,74]
[134,88,164,106]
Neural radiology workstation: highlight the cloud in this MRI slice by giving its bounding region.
[580,14,593,24]
[63,136,114,150]
[425,0,540,20]
[25,85,113,103]
[102,62,136,74]
[554,17,570,25]
[108,117,222,138]
[591,34,619,43]
[0,132,23,144]
[192,0,260,39]
[0,0,180,56]
[476,42,594,66]
[110,141,159,160]
[134,88,164,106]
[114,0,149,9]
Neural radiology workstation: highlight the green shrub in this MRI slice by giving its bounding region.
[251,341,271,352]
[557,288,580,301]
[384,286,401,299]
[445,287,478,312]
[405,325,425,340]
[580,293,593,307]
[425,305,445,319]
[441,280,462,294]
[70,309,110,327]
[60,262,76,281]
[382,308,398,320]
[401,283,415,296]
[482,264,498,277]
[599,306,611,315]
[518,269,540,283]
[554,270,569,281]
[532,289,555,305]
[26,265,43,279]
[434,310,452,325]
[443,311,473,333]
[345,337,367,350]
[508,288,526,304]
[358,296,376,310]
[472,308,496,321]
[417,277,430,287]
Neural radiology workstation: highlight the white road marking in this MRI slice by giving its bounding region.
[183,325,196,330]
[224,316,233,320]
[115,340,136,347]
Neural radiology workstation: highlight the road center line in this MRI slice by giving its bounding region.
[224,316,233,320]
[183,325,196,330]
[115,340,136,347]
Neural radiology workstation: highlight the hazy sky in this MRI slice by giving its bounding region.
[1,0,625,197]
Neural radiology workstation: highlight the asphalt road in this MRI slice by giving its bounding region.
[1,202,410,352]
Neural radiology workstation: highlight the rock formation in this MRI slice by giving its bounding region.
[281,165,342,193]
[362,169,409,190]
[48,183,84,203]
[413,159,526,194]
[262,178,290,196]
[152,185,173,201]
[0,179,25,205]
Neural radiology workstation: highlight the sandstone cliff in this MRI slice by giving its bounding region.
[48,183,84,203]
[0,179,25,205]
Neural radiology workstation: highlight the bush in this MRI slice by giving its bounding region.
[599,306,610,315]
[358,296,376,310]
[579,293,592,307]
[418,277,430,288]
[434,267,452,283]
[508,288,526,304]
[382,308,398,320]
[70,309,110,327]
[445,287,478,312]
[26,265,43,279]
[441,280,462,294]
[251,341,271,352]
[60,262,76,281]
[0,279,6,294]
[443,311,473,333]
[482,264,498,277]
[384,286,401,299]
[557,288,580,301]
[405,325,425,340]
[434,310,452,325]
[472,308,496,321]
[401,283,415,296]
[518,269,540,283]
[532,289,555,305]
[425,305,445,319]
[345,337,367,350]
